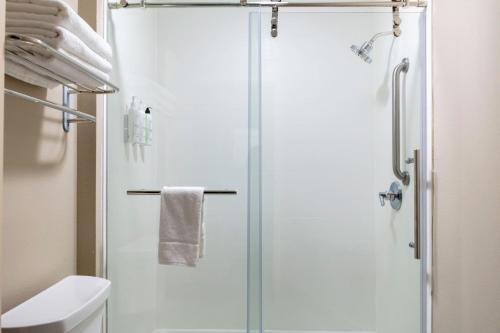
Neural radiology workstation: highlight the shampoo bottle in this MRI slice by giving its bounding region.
[144,107,153,146]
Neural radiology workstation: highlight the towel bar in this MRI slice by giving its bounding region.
[4,88,96,122]
[127,190,238,195]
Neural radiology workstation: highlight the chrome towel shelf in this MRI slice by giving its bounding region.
[4,33,119,132]
[127,189,238,195]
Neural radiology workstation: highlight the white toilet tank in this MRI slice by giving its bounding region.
[1,275,111,333]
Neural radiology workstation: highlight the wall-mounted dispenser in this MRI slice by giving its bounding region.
[124,96,152,146]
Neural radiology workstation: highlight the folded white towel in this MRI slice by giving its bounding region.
[6,22,112,73]
[5,58,59,88]
[6,52,60,87]
[6,39,110,89]
[158,187,206,267]
[6,1,58,15]
[6,0,112,61]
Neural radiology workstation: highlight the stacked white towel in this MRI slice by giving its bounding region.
[5,0,113,89]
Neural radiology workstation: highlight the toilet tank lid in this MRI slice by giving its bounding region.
[1,275,111,331]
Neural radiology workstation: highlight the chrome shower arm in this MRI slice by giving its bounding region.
[369,31,393,43]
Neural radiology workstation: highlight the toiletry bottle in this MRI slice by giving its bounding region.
[131,97,144,145]
[144,107,153,146]
[128,96,140,143]
[124,102,129,143]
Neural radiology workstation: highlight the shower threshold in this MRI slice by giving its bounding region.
[152,329,376,333]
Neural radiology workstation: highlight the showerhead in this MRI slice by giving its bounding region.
[350,40,374,64]
[351,31,393,64]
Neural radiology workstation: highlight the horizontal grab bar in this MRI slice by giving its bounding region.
[4,88,96,122]
[127,189,238,195]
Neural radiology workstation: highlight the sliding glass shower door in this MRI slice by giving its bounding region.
[107,8,251,333]
[106,7,427,333]
[249,9,426,333]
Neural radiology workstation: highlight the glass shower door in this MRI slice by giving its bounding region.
[106,7,427,333]
[249,9,426,333]
[107,8,251,333]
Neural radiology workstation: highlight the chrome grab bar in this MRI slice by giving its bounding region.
[392,58,410,186]
[409,149,421,260]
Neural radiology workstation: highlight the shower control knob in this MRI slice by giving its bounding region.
[378,181,403,211]
[409,242,416,248]
[379,192,395,206]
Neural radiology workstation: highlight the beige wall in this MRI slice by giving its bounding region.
[432,1,500,332]
[77,0,103,277]
[76,90,97,276]
[1,0,79,312]
[76,0,97,276]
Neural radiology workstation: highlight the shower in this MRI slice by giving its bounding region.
[105,6,428,333]
[351,31,393,63]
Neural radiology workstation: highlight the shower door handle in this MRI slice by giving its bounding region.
[410,149,422,260]
[392,58,410,186]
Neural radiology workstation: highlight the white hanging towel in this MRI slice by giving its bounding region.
[158,187,206,267]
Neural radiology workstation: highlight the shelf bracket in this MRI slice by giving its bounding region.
[62,86,71,132]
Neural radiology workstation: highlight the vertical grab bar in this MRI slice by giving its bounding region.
[411,149,421,259]
[392,58,410,186]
